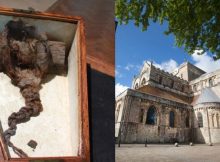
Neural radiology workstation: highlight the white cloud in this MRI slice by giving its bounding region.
[124,63,141,71]
[192,50,220,73]
[115,83,128,97]
[151,50,220,74]
[154,59,178,73]
[125,64,134,71]
[115,69,123,78]
[115,70,118,75]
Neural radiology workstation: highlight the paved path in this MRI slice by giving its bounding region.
[116,144,220,162]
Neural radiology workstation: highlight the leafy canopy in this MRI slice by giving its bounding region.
[115,0,220,60]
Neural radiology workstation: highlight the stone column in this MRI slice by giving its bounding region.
[206,107,212,144]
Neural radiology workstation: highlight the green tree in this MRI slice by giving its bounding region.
[115,0,220,60]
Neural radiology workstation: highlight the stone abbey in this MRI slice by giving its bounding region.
[115,61,220,144]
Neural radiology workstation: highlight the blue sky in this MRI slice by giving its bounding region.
[115,21,220,96]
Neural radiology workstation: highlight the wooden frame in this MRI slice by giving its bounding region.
[0,7,90,162]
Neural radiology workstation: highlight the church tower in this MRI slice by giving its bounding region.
[172,62,206,81]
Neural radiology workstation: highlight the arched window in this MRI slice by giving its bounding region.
[216,114,219,128]
[135,83,138,89]
[141,78,146,85]
[185,111,190,128]
[171,80,174,88]
[197,112,203,127]
[146,106,157,125]
[159,76,162,84]
[182,85,185,92]
[212,114,214,127]
[209,78,213,87]
[201,81,203,88]
[193,84,197,91]
[169,111,175,127]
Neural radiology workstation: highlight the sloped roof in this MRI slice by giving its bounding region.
[195,88,220,105]
[176,61,206,74]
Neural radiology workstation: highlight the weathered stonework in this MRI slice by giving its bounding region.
[116,89,192,143]
[116,61,220,144]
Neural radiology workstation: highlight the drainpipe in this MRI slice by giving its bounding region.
[206,107,212,145]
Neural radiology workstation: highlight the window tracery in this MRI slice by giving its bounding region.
[197,112,203,127]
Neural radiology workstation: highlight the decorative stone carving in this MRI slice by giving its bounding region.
[162,77,173,87]
[173,82,182,91]
[150,73,160,82]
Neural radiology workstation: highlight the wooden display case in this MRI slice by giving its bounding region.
[0,7,90,162]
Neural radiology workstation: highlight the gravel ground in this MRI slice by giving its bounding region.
[116,144,220,162]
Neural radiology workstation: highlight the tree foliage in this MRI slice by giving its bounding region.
[115,0,220,60]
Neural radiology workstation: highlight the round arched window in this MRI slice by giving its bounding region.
[141,78,146,85]
[186,113,189,128]
[135,83,138,89]
[209,78,213,87]
[146,106,157,125]
[197,112,203,127]
[169,111,175,127]
[193,84,197,91]
[216,114,219,128]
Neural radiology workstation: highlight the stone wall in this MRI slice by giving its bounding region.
[194,103,220,144]
[173,62,206,81]
[115,97,126,137]
[117,89,192,144]
[187,63,206,81]
[190,69,220,94]
[132,62,190,96]
[173,62,189,81]
[149,66,189,93]
[118,61,220,145]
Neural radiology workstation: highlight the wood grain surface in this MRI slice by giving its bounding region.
[47,0,115,77]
